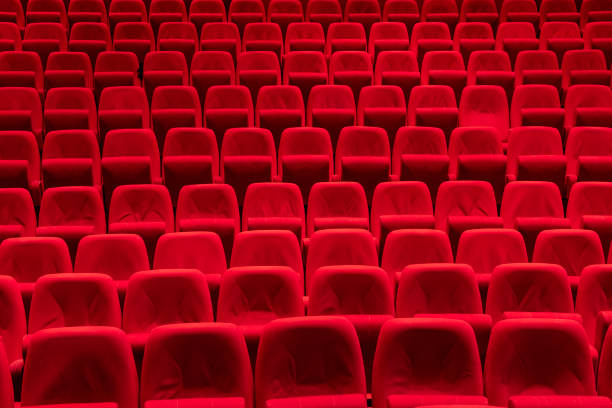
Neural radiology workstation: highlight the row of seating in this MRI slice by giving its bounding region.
[7,0,612,35]
[3,317,612,408]
[5,19,612,68]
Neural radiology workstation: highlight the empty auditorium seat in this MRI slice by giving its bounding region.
[47,114,98,169]
[0,275,24,377]
[392,126,449,198]
[242,182,305,238]
[421,0,459,29]
[407,85,458,141]
[143,51,188,101]
[467,50,515,100]
[514,50,562,91]
[26,0,67,27]
[562,50,611,95]
[381,229,453,282]
[101,129,161,202]
[200,22,241,61]
[382,0,419,31]
[255,316,367,408]
[190,51,235,107]
[278,127,332,198]
[0,131,41,203]
[93,51,140,97]
[237,51,281,103]
[575,264,612,349]
[540,0,580,26]
[21,327,138,408]
[123,269,213,357]
[540,22,584,64]
[372,318,487,408]
[44,87,97,138]
[217,266,302,360]
[485,319,607,408]
[0,237,72,308]
[506,126,566,190]
[420,51,467,100]
[564,85,612,133]
[581,0,612,28]
[325,17,368,51]
[501,181,570,257]
[98,86,150,141]
[305,0,342,33]
[510,85,564,133]
[22,22,67,67]
[68,22,112,66]
[149,0,188,37]
[108,184,174,259]
[454,22,495,62]
[268,0,303,36]
[221,127,276,203]
[460,0,498,24]
[0,0,24,30]
[306,181,369,236]
[28,273,121,336]
[151,85,202,147]
[344,0,381,34]
[189,0,226,32]
[162,127,219,202]
[456,228,528,290]
[435,180,503,251]
[176,184,240,263]
[306,84,356,148]
[499,0,538,26]
[140,323,253,408]
[285,22,325,52]
[256,85,305,148]
[459,85,509,145]
[335,126,390,202]
[495,22,539,66]
[567,182,612,251]
[308,265,393,388]
[0,87,43,146]
[113,22,155,63]
[204,85,254,147]
[368,22,409,61]
[486,263,576,322]
[584,22,612,67]
[228,0,265,35]
[374,51,420,101]
[67,0,107,25]
[74,234,150,297]
[410,22,453,63]
[532,229,605,290]
[0,23,21,52]
[36,186,105,258]
[357,85,405,145]
[109,0,147,31]
[448,127,507,200]
[329,50,372,104]
[566,127,612,193]
[283,51,327,104]
[157,22,199,65]
[0,189,36,242]
[370,181,434,247]
[243,22,283,57]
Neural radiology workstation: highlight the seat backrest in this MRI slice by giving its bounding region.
[458,85,509,137]
[43,130,101,186]
[220,128,277,175]
[564,84,612,129]
[407,85,457,124]
[306,181,368,235]
[576,264,612,346]
[485,319,595,406]
[0,188,36,237]
[230,230,303,276]
[0,237,72,284]
[456,228,527,276]
[242,182,305,232]
[501,181,564,226]
[567,182,612,228]
[163,127,219,176]
[255,316,366,408]
[506,127,563,176]
[335,125,390,175]
[510,84,560,127]
[176,184,239,223]
[38,186,105,230]
[0,276,25,368]
[102,129,160,179]
[123,269,214,333]
[153,231,227,277]
[108,184,174,231]
[392,126,447,174]
[434,180,499,230]
[565,127,612,177]
[0,130,40,177]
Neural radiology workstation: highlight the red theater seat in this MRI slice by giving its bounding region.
[256,85,305,148]
[228,0,265,35]
[44,87,97,139]
[503,0,537,26]
[68,22,111,66]
[98,86,149,141]
[162,127,219,202]
[514,50,563,90]
[564,85,612,133]
[0,0,24,30]
[0,87,43,147]
[539,22,584,64]
[368,22,409,61]
[467,50,515,99]
[113,22,155,64]
[374,50,420,104]
[285,22,325,53]
[108,184,174,260]
[372,318,487,408]
[149,0,187,36]
[21,327,138,408]
[305,0,342,33]
[540,0,580,26]
[109,0,147,31]
[242,182,305,239]
[26,0,68,27]
[344,0,381,34]
[67,0,107,25]
[176,184,240,263]
[151,85,202,148]
[459,85,509,145]
[74,233,150,297]
[454,22,495,62]
[204,85,254,147]
[357,85,405,145]
[460,0,498,24]
[243,22,283,58]
[93,51,140,97]
[237,51,281,103]
[421,0,459,30]
[268,0,303,36]
[407,85,458,141]
[562,49,611,93]
[157,22,199,65]
[255,316,367,408]
[381,229,453,283]
[382,0,419,32]
[22,22,67,67]
[420,51,466,100]
[189,0,226,33]
[200,22,241,61]
[485,263,576,322]
[410,22,453,63]
[307,84,356,149]
[567,182,612,251]
[576,264,612,349]
[0,276,25,376]
[0,131,41,203]
[143,51,188,101]
[0,189,36,242]
[566,127,612,191]
[190,50,235,106]
[392,126,449,198]
[495,22,539,66]
[44,51,93,91]
[584,22,612,67]
[510,85,564,133]
[0,23,21,52]
[140,323,253,408]
[278,127,333,198]
[283,51,327,105]
[581,0,612,28]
